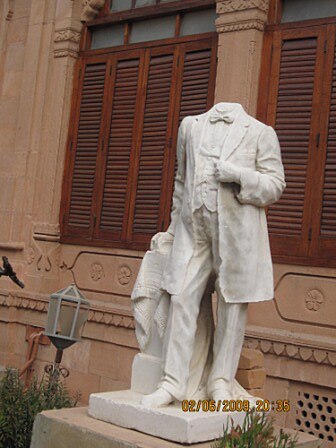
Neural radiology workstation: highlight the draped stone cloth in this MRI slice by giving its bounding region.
[131,233,214,399]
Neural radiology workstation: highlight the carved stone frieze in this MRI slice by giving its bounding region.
[81,0,105,22]
[26,223,61,273]
[54,28,81,44]
[63,251,140,296]
[0,292,48,313]
[33,222,60,242]
[216,0,269,34]
[217,0,269,14]
[53,27,81,59]
[274,274,335,327]
[0,291,135,329]
[217,20,265,33]
[244,337,336,367]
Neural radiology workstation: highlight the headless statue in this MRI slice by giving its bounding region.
[132,102,286,408]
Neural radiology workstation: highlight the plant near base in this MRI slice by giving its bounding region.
[0,368,80,448]
[212,409,298,448]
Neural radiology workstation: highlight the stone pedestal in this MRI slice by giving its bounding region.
[89,390,248,444]
[31,407,320,448]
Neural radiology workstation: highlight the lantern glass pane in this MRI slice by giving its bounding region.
[46,297,60,334]
[74,308,89,339]
[59,303,77,338]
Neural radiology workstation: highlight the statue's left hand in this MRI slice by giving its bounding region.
[214,161,241,184]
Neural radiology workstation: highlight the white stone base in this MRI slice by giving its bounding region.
[131,353,163,395]
[88,389,248,444]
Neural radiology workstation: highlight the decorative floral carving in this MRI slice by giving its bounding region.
[118,266,132,285]
[217,0,269,14]
[90,263,104,282]
[81,0,105,22]
[305,289,324,311]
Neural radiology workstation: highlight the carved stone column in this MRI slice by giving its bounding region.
[215,0,269,115]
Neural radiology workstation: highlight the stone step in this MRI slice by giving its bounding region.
[31,407,321,448]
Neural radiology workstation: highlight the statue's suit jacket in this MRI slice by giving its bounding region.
[161,104,286,303]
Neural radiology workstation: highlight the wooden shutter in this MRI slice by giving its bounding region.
[265,28,326,258]
[313,26,336,260]
[131,47,176,240]
[61,36,217,249]
[178,40,215,121]
[130,37,217,243]
[62,58,108,239]
[96,51,142,242]
[163,37,217,231]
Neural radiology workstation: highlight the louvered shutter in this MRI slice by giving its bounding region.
[162,39,217,229]
[317,33,336,258]
[130,38,217,242]
[266,30,325,258]
[97,53,142,241]
[62,59,108,238]
[179,41,215,120]
[131,48,176,240]
[61,37,217,249]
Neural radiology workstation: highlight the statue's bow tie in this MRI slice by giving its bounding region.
[209,112,235,124]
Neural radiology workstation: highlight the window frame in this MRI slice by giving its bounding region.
[82,0,216,53]
[60,8,218,250]
[268,0,336,28]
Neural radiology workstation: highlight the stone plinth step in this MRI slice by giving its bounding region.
[89,390,249,444]
[31,407,320,448]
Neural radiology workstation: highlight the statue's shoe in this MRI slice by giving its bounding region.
[211,388,234,402]
[140,388,174,408]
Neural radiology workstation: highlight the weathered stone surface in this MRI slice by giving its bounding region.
[31,406,320,448]
[89,390,247,444]
[236,368,266,389]
[238,348,264,370]
[245,387,265,398]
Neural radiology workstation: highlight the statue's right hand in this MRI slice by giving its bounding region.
[150,232,174,251]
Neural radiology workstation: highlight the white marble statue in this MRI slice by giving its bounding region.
[132,102,286,408]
